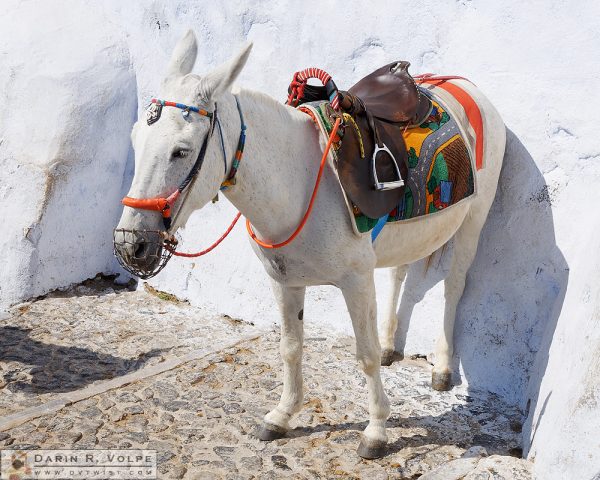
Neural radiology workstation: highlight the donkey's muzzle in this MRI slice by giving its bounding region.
[113,229,178,279]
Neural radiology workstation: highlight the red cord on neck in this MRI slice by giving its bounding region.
[166,212,242,257]
[246,117,341,249]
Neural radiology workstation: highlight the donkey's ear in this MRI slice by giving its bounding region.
[200,43,253,99]
[164,30,198,82]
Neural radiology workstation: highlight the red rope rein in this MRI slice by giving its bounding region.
[246,117,341,249]
[166,212,242,257]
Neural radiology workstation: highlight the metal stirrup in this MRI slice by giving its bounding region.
[372,144,404,191]
[365,110,405,191]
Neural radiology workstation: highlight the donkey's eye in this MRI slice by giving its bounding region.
[172,149,189,159]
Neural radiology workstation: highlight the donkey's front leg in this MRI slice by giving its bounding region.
[258,283,306,440]
[341,273,390,459]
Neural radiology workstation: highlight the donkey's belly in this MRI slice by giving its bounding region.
[374,198,471,267]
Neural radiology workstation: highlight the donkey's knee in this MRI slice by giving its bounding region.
[280,337,302,364]
[356,350,380,376]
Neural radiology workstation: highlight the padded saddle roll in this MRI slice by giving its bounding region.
[288,83,328,104]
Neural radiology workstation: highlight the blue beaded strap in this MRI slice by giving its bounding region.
[151,98,213,118]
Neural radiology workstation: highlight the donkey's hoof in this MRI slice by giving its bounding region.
[381,349,404,366]
[357,437,387,459]
[257,423,286,441]
[432,371,452,391]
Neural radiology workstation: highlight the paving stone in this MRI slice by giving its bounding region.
[108,409,126,422]
[170,465,187,479]
[24,431,49,444]
[127,415,149,429]
[124,404,144,415]
[214,446,236,459]
[98,398,116,410]
[148,441,177,464]
[222,402,245,415]
[271,454,291,470]
[240,455,263,470]
[9,443,39,450]
[140,387,155,399]
[117,392,140,403]
[206,409,222,419]
[80,406,103,419]
[122,431,149,444]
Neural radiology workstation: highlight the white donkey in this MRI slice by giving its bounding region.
[115,31,506,458]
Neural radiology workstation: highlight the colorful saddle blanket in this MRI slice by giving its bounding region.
[301,88,476,235]
[355,90,475,233]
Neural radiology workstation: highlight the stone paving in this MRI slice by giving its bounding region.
[0,278,532,479]
[0,276,254,418]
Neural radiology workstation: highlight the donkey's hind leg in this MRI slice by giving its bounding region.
[432,209,489,391]
[259,283,305,440]
[380,265,408,366]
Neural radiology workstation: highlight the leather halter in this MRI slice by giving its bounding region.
[122,97,246,231]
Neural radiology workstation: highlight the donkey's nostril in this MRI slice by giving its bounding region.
[134,241,147,259]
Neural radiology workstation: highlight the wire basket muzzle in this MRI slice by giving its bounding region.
[113,228,178,279]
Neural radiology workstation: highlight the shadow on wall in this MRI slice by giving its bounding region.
[397,129,569,411]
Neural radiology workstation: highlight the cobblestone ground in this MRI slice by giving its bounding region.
[0,277,253,417]
[0,279,532,479]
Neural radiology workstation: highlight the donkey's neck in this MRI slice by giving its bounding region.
[223,88,324,240]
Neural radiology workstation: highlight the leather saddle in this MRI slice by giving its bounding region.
[291,61,432,219]
[336,61,432,219]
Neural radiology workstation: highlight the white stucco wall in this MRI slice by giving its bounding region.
[1,1,598,478]
[0,1,137,306]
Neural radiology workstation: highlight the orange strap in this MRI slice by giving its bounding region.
[122,196,168,211]
[417,77,484,170]
[246,117,341,249]
[122,190,180,218]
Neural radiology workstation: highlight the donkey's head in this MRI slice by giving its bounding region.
[114,30,251,278]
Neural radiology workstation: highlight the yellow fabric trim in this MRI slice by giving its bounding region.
[342,113,365,158]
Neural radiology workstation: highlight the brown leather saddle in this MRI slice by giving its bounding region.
[336,61,432,218]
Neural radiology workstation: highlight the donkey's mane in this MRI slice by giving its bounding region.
[236,86,310,127]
